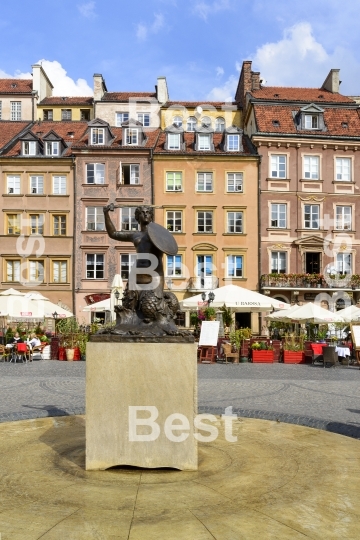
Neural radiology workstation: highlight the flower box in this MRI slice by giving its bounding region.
[252,350,274,363]
[283,351,305,364]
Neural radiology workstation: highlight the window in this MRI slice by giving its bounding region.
[0,101,2,120]
[197,172,213,192]
[227,255,243,277]
[215,117,225,132]
[29,260,44,283]
[168,133,180,150]
[304,115,318,129]
[201,116,211,128]
[125,128,138,145]
[53,176,66,195]
[120,254,137,280]
[121,208,139,231]
[336,158,351,181]
[43,110,53,120]
[87,163,105,184]
[86,254,104,279]
[30,176,44,194]
[22,141,36,155]
[227,135,240,151]
[52,261,68,283]
[304,156,319,179]
[30,214,44,235]
[135,112,149,126]
[11,101,21,120]
[336,253,352,275]
[7,214,21,235]
[271,155,286,178]
[166,211,182,232]
[166,171,182,191]
[61,109,72,120]
[198,134,211,150]
[86,207,105,231]
[304,204,320,229]
[227,212,243,233]
[6,260,20,282]
[187,117,197,131]
[45,141,59,156]
[7,175,20,194]
[53,215,66,236]
[336,206,352,230]
[271,204,287,228]
[80,109,90,121]
[166,255,182,276]
[91,128,105,145]
[116,112,129,126]
[227,173,243,192]
[271,252,286,273]
[122,164,140,184]
[197,255,213,281]
[172,116,182,128]
[197,211,213,233]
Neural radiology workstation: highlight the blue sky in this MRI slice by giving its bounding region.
[1,0,360,99]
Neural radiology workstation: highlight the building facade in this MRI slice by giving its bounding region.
[37,96,94,122]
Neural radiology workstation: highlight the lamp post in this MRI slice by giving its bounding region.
[52,311,58,336]
[114,290,120,305]
[201,291,215,306]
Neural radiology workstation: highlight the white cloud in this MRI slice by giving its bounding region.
[39,60,93,96]
[152,13,164,33]
[207,75,237,102]
[193,0,230,21]
[78,1,96,18]
[136,12,165,41]
[136,24,148,41]
[0,68,31,79]
[216,67,224,78]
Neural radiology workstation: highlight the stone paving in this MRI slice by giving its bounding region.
[0,360,360,439]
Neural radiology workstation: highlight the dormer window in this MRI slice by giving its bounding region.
[297,104,325,131]
[46,141,59,156]
[22,141,36,156]
[187,117,197,131]
[305,115,318,129]
[215,117,225,132]
[125,128,139,145]
[198,134,211,150]
[91,128,104,145]
[173,116,183,128]
[227,134,240,151]
[201,116,211,128]
[168,133,180,150]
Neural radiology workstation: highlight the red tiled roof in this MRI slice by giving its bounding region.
[39,97,94,106]
[72,127,160,150]
[250,86,355,104]
[102,92,156,101]
[164,101,237,108]
[0,121,31,149]
[0,79,33,94]
[254,105,360,137]
[154,132,253,155]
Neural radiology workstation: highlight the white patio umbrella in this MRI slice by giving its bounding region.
[180,284,290,312]
[265,305,301,321]
[267,302,344,324]
[335,304,360,322]
[22,292,73,319]
[83,298,111,312]
[110,274,123,322]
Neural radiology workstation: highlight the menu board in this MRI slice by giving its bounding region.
[199,321,220,346]
[351,323,360,350]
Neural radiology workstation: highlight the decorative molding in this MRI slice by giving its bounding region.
[298,195,325,202]
[271,243,285,248]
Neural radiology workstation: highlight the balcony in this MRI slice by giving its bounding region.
[187,277,219,292]
[261,273,360,291]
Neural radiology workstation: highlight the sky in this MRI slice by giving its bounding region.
[0,0,360,100]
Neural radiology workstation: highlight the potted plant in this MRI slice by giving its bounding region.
[251,341,274,363]
[283,334,305,363]
[203,307,216,321]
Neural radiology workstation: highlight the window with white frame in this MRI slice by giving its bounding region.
[125,128,138,145]
[86,163,105,184]
[122,164,140,184]
[186,117,197,131]
[227,211,243,233]
[53,176,66,195]
[43,109,53,120]
[61,109,72,120]
[336,157,351,181]
[11,101,21,120]
[86,254,104,279]
[270,155,286,178]
[6,260,20,282]
[304,204,320,229]
[29,214,44,235]
[197,211,213,233]
[304,115,319,129]
[52,260,68,283]
[336,206,352,230]
[7,214,21,235]
[166,211,182,232]
[137,112,150,126]
[53,215,66,236]
[45,141,59,156]
[197,172,213,192]
[0,101,2,120]
[227,255,243,277]
[22,141,36,155]
[198,134,211,150]
[86,207,105,231]
[166,254,182,276]
[121,208,139,231]
[116,112,129,126]
[271,251,286,273]
[271,203,287,228]
[336,252,352,275]
[29,260,44,283]
[304,155,319,179]
[215,117,225,132]
[166,171,182,191]
[172,116,182,128]
[168,133,180,150]
[7,175,20,194]
[227,172,243,192]
[227,134,240,151]
[201,116,211,128]
[30,175,44,194]
[120,254,137,280]
[91,128,105,145]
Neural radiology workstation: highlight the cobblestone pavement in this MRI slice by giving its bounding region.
[1,360,360,439]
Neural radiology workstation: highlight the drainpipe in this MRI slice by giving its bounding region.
[150,148,154,205]
[72,156,76,316]
[257,153,262,334]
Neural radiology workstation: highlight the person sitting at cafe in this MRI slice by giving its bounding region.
[6,332,23,348]
[27,333,41,350]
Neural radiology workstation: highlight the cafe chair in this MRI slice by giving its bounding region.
[15,343,28,363]
[323,346,338,368]
[222,343,238,364]
[31,343,47,361]
[0,345,10,362]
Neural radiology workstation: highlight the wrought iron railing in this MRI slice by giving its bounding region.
[261,273,360,289]
[187,277,219,291]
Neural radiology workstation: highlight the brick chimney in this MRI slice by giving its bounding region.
[235,61,252,106]
[156,76,169,104]
[321,69,340,93]
[93,73,107,101]
[251,72,261,91]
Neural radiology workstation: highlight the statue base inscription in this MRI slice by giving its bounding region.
[86,339,198,471]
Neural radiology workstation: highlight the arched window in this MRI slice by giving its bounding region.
[173,116,183,128]
[186,116,197,132]
[215,117,225,132]
[201,116,211,128]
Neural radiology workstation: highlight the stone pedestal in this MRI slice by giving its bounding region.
[86,338,198,471]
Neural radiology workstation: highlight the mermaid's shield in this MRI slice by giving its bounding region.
[148,222,178,256]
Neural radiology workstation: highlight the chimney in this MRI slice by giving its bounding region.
[93,73,107,101]
[235,61,252,106]
[156,76,169,104]
[321,69,340,94]
[32,64,53,101]
[251,72,261,91]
